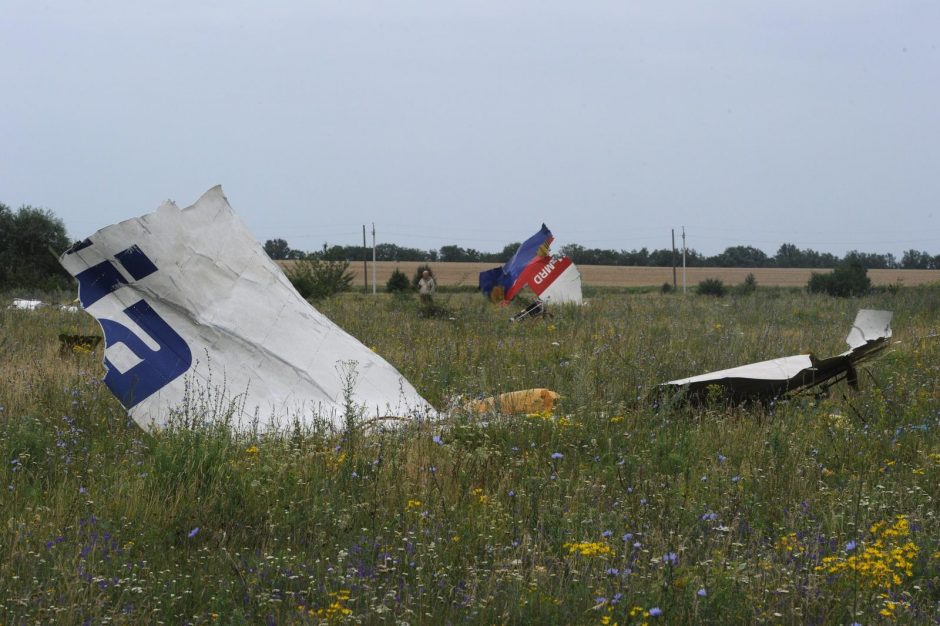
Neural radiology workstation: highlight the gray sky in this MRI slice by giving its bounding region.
[3,1,939,257]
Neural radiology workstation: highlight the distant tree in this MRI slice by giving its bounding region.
[559,243,586,263]
[264,238,289,259]
[263,238,305,260]
[843,250,894,270]
[375,243,437,262]
[439,246,481,262]
[498,243,522,260]
[901,249,933,269]
[709,245,770,268]
[0,203,72,290]
[647,248,675,266]
[774,243,801,268]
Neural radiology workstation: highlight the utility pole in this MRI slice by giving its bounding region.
[671,229,677,290]
[371,222,376,294]
[682,226,687,294]
[362,225,368,293]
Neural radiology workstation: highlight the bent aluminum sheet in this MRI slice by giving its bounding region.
[60,186,434,431]
[663,309,892,401]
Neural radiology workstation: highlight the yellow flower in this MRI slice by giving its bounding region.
[245,445,259,455]
[563,541,614,557]
[406,499,423,510]
[815,515,918,590]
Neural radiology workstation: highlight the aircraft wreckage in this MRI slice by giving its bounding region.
[662,309,894,403]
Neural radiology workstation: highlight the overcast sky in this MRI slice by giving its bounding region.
[3,1,939,257]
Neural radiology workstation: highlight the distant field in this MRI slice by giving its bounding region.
[282,260,940,288]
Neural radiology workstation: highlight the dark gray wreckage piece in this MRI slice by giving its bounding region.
[661,310,893,403]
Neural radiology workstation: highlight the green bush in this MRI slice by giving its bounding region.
[286,258,354,300]
[0,203,72,291]
[733,273,758,296]
[696,277,727,297]
[807,260,871,297]
[386,268,411,293]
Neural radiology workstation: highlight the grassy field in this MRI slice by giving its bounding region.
[281,260,940,289]
[1,287,940,624]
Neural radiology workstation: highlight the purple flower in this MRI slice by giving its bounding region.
[731,475,741,483]
[663,551,678,565]
[605,567,619,576]
[697,588,707,597]
[602,530,612,538]
[622,533,633,542]
[845,540,857,552]
[717,453,727,464]
[508,490,515,497]
[701,511,717,521]
[649,607,662,617]
[551,452,563,459]
[432,435,443,445]
[79,486,87,494]
[188,527,200,538]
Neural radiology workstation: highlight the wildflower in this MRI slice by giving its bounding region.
[508,490,515,497]
[649,607,662,616]
[731,475,741,483]
[188,527,200,538]
[816,515,918,590]
[697,588,707,597]
[563,541,614,557]
[845,540,857,552]
[602,530,612,538]
[622,533,633,542]
[551,452,564,459]
[406,499,423,510]
[432,435,443,445]
[717,453,727,464]
[245,445,259,455]
[606,567,619,576]
[663,552,678,566]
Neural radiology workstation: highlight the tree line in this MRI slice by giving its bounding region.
[264,238,940,270]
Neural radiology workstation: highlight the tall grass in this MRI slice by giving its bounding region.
[1,288,938,624]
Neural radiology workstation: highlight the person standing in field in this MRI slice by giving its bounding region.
[418,269,436,304]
